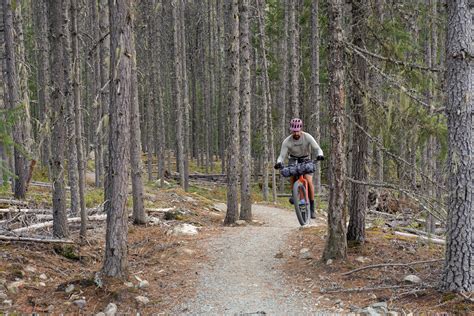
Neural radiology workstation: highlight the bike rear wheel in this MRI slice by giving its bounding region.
[292,181,310,226]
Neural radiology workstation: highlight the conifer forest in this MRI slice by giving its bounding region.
[0,0,472,314]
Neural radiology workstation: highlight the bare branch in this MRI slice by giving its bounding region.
[346,41,441,72]
[0,235,74,244]
[344,112,447,193]
[341,259,443,276]
[345,44,440,113]
[320,284,422,293]
[346,177,447,222]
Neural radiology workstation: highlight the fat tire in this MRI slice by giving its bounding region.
[292,181,310,226]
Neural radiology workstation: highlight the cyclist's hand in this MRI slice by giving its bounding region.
[316,155,325,161]
[274,162,283,170]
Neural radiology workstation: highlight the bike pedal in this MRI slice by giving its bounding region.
[289,197,294,205]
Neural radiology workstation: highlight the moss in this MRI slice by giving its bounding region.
[84,188,104,208]
[188,184,226,202]
[188,159,223,174]
[10,268,24,280]
[442,293,457,302]
[452,303,472,313]
[31,166,50,182]
[372,217,386,228]
[164,210,185,221]
[55,245,80,261]
[347,240,364,249]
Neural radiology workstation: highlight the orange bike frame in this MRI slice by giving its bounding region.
[295,174,310,203]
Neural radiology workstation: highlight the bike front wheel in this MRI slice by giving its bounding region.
[292,181,310,226]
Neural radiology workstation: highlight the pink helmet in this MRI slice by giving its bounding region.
[289,118,303,132]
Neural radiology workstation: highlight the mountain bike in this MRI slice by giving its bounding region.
[279,160,316,226]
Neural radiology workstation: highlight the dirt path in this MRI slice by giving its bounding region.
[174,204,326,315]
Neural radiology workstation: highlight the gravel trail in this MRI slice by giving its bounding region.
[175,204,326,315]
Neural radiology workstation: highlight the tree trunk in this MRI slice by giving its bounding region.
[33,0,51,168]
[99,0,110,192]
[70,0,87,240]
[322,0,347,261]
[224,0,240,225]
[257,0,276,202]
[279,3,289,192]
[130,17,146,225]
[103,0,133,279]
[180,1,190,191]
[311,0,322,195]
[48,0,69,238]
[145,4,155,183]
[289,0,299,119]
[172,0,185,189]
[3,0,31,200]
[90,0,103,189]
[347,0,369,244]
[425,0,437,234]
[153,1,165,187]
[239,0,252,220]
[207,0,216,172]
[441,0,473,292]
[374,135,384,182]
[14,2,33,164]
[63,0,80,218]
[255,8,269,202]
[0,11,6,186]
[217,0,226,174]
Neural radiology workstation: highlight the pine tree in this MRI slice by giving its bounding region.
[103,0,133,278]
[224,0,240,225]
[322,0,347,261]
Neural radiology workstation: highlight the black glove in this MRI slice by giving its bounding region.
[316,155,325,161]
[274,162,283,170]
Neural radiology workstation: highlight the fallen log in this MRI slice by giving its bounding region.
[416,218,442,227]
[0,199,28,207]
[0,235,74,244]
[30,181,71,190]
[368,209,400,218]
[394,231,445,245]
[398,226,443,239]
[35,214,53,220]
[0,208,53,214]
[146,207,175,213]
[13,214,108,233]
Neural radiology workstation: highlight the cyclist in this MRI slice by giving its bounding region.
[274,118,324,219]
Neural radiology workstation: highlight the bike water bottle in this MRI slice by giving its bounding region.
[299,198,306,206]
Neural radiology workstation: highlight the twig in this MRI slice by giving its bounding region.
[321,284,416,293]
[342,259,444,276]
[0,235,74,244]
[346,177,447,222]
[344,112,447,193]
[391,287,430,300]
[368,209,400,218]
[345,42,441,72]
[346,44,437,112]
[459,291,474,303]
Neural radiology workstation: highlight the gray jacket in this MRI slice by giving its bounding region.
[276,132,323,163]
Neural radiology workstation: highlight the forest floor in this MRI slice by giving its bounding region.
[0,176,472,314]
